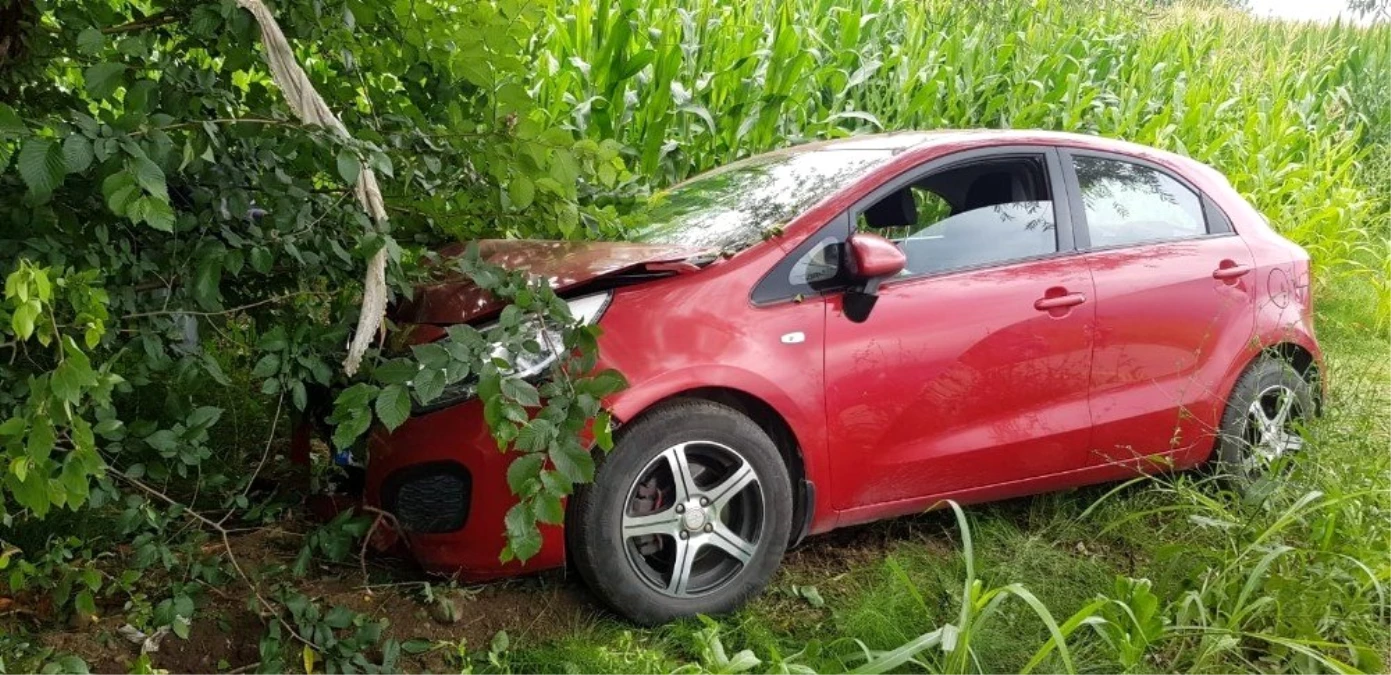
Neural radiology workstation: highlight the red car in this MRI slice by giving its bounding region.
[366,130,1321,624]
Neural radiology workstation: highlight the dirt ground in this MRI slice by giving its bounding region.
[10,511,962,673]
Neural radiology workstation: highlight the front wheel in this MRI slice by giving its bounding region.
[567,399,792,625]
[1213,356,1315,487]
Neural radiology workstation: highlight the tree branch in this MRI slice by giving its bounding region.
[108,466,321,653]
[119,290,334,321]
[101,12,178,35]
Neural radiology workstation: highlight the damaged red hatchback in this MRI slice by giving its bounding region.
[366,130,1321,624]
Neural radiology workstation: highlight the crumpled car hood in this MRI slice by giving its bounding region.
[394,239,713,325]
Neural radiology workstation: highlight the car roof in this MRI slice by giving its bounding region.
[808,128,1181,158]
[716,129,1203,176]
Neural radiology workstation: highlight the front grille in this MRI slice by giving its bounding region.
[381,462,472,533]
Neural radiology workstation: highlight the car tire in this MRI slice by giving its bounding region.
[1212,355,1315,488]
[567,399,792,625]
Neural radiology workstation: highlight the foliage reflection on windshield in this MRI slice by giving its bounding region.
[629,148,898,250]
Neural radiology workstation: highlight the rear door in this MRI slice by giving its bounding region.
[1059,150,1257,468]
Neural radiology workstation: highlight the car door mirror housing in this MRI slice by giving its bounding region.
[847,233,906,280]
[843,233,906,323]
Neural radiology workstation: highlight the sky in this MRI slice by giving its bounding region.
[1245,0,1383,23]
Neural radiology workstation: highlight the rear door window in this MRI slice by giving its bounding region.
[1071,156,1207,248]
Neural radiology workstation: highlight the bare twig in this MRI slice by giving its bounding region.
[108,467,321,652]
[357,505,405,591]
[119,290,332,321]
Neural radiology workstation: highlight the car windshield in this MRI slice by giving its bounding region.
[628,146,902,250]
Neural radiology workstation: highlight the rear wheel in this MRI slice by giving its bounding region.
[1213,356,1314,487]
[568,399,792,624]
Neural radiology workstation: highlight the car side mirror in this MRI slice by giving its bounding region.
[843,233,905,323]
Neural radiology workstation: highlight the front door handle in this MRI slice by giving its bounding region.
[1034,291,1086,312]
[1212,261,1253,281]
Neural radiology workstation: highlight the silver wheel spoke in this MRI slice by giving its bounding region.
[1271,389,1295,428]
[622,508,682,539]
[1273,430,1304,455]
[666,536,700,596]
[706,460,757,510]
[1250,400,1278,446]
[661,443,700,504]
[707,523,756,564]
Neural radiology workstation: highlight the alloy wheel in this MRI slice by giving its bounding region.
[1245,383,1305,468]
[621,441,764,597]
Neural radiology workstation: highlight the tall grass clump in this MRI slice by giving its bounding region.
[534,0,1390,326]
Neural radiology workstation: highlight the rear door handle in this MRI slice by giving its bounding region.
[1034,292,1086,311]
[1213,263,1253,280]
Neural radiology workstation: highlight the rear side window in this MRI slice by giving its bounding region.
[1073,156,1206,248]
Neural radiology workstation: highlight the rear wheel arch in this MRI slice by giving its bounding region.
[1267,342,1317,380]
[607,386,812,545]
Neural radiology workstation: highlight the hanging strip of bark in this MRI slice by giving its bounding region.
[237,0,387,376]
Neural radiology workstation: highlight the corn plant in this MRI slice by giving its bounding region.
[531,0,1390,326]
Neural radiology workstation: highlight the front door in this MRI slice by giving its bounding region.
[821,149,1097,516]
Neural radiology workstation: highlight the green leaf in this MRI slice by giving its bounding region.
[84,62,126,99]
[101,171,140,216]
[250,247,273,274]
[503,503,542,561]
[76,28,105,55]
[11,299,39,340]
[0,103,26,135]
[192,257,222,310]
[27,418,55,462]
[62,135,94,174]
[0,417,25,437]
[252,353,281,378]
[532,491,564,525]
[375,384,412,431]
[506,453,544,494]
[291,381,307,411]
[51,359,90,405]
[508,175,535,210]
[130,155,168,200]
[500,377,540,407]
[145,429,179,453]
[373,358,419,385]
[411,342,451,370]
[17,138,67,196]
[187,406,222,431]
[75,590,97,617]
[337,148,362,185]
[138,196,175,232]
[413,367,446,404]
[332,411,371,450]
[549,443,594,483]
[593,411,615,451]
[7,468,49,517]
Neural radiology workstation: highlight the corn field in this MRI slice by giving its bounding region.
[533,0,1390,324]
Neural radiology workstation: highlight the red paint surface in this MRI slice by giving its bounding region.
[847,232,907,278]
[365,130,1322,578]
